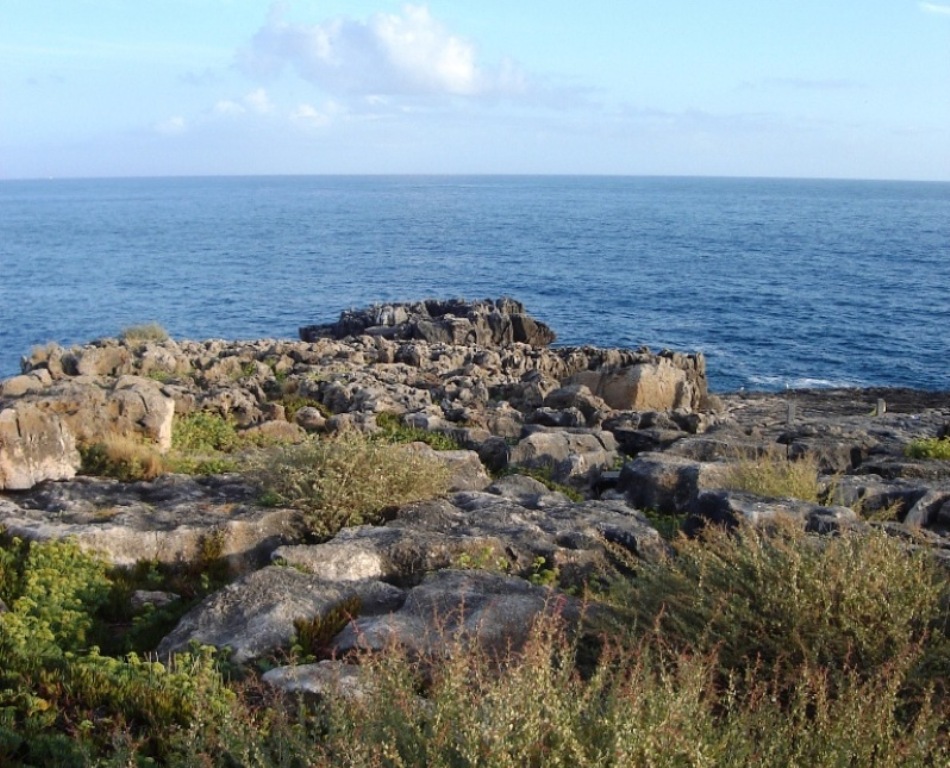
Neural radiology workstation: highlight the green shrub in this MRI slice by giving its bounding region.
[609,517,950,696]
[0,536,244,765]
[375,411,462,451]
[721,446,821,502]
[906,437,950,460]
[313,610,948,767]
[119,322,169,343]
[172,411,242,454]
[244,432,451,539]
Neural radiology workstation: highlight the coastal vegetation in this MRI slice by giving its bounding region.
[720,447,822,503]
[3,305,949,765]
[119,323,170,344]
[245,431,452,539]
[1,515,946,766]
[906,436,950,461]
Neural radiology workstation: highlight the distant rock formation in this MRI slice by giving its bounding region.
[299,297,557,348]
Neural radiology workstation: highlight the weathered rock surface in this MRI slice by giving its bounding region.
[686,490,861,535]
[156,565,404,663]
[299,297,557,348]
[0,403,79,489]
[614,452,729,514]
[262,660,372,702]
[0,474,306,569]
[330,569,581,658]
[3,301,950,671]
[273,476,667,590]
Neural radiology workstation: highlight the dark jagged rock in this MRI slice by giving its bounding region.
[299,297,557,347]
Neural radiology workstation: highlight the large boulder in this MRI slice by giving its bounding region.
[8,376,175,453]
[273,484,667,590]
[568,358,699,412]
[0,403,80,489]
[507,428,618,485]
[686,490,861,535]
[615,452,729,514]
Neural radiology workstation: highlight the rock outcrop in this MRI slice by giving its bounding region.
[299,297,557,348]
[2,300,949,673]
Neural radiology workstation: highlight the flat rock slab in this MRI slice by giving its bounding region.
[331,569,580,658]
[157,565,405,663]
[0,474,307,569]
[687,489,860,535]
[273,475,668,588]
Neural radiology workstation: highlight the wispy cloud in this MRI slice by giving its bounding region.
[920,2,950,16]
[155,116,187,136]
[213,88,275,116]
[238,4,527,99]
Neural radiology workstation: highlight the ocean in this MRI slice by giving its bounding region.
[1,175,948,393]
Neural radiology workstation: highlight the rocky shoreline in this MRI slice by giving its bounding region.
[1,298,948,687]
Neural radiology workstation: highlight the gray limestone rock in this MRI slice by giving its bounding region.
[617,452,729,514]
[0,474,307,569]
[687,490,860,535]
[157,565,404,663]
[330,569,580,658]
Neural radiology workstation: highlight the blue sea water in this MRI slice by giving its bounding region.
[1,175,948,393]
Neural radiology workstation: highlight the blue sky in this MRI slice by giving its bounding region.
[2,1,948,180]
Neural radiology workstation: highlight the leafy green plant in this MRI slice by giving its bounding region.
[527,555,559,586]
[119,322,169,343]
[906,437,950,460]
[172,411,242,454]
[452,545,511,573]
[642,508,688,541]
[244,432,451,539]
[279,394,331,423]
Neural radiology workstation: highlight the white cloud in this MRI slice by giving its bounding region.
[239,3,525,98]
[290,103,332,128]
[920,2,950,15]
[244,87,273,114]
[213,89,274,117]
[155,116,186,135]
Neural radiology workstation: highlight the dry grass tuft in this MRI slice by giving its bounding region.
[79,433,167,482]
[721,446,822,502]
[119,322,169,343]
[244,431,451,538]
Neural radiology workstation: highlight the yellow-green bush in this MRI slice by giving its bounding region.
[721,446,822,502]
[119,322,169,343]
[79,433,167,482]
[906,437,950,460]
[245,431,451,538]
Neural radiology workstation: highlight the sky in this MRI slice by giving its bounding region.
[1,0,949,180]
